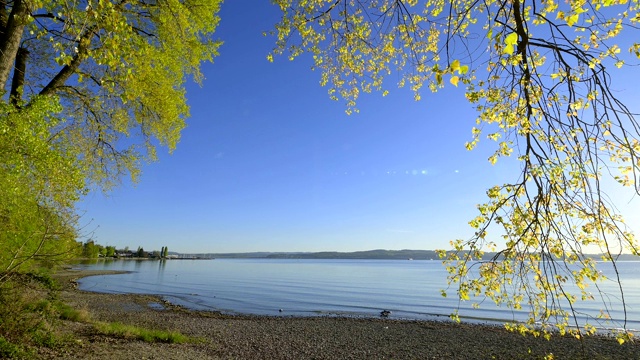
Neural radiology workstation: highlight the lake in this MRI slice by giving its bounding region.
[77,259,640,332]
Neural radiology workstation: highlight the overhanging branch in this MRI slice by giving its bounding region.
[39,26,96,97]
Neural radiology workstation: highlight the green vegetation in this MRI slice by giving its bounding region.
[94,321,195,344]
[0,0,221,354]
[79,241,169,259]
[0,272,69,357]
[0,336,23,359]
[272,0,639,341]
[57,303,91,323]
[0,0,222,274]
[0,96,83,278]
[0,270,194,356]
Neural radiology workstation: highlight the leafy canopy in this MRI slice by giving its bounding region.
[0,0,221,275]
[0,97,80,279]
[271,0,639,341]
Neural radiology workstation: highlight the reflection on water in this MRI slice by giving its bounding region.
[77,259,640,331]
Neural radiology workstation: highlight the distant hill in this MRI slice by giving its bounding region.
[265,249,439,260]
[172,250,640,261]
[174,250,438,260]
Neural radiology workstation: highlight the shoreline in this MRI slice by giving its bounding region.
[67,264,639,334]
[47,268,639,359]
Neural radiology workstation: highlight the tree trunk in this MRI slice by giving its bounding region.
[0,0,8,37]
[10,47,28,105]
[0,0,29,93]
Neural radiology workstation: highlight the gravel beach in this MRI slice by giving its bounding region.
[44,269,639,359]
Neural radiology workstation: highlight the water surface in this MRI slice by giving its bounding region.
[78,258,640,331]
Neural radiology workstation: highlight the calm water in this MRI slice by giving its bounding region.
[77,259,640,331]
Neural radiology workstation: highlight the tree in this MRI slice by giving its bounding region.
[0,0,222,279]
[105,246,116,258]
[272,0,639,341]
[81,240,99,258]
[0,97,83,278]
[162,246,169,258]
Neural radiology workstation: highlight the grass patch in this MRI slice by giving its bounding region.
[56,303,91,323]
[0,336,27,359]
[94,322,194,344]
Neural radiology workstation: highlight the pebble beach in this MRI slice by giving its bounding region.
[44,269,639,359]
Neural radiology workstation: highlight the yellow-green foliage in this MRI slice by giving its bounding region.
[272,0,640,340]
[0,0,222,279]
[28,0,223,187]
[0,97,82,275]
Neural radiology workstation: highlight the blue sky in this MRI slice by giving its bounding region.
[78,2,639,253]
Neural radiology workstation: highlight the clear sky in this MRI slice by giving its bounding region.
[77,2,639,254]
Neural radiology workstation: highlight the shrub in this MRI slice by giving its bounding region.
[0,272,68,355]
